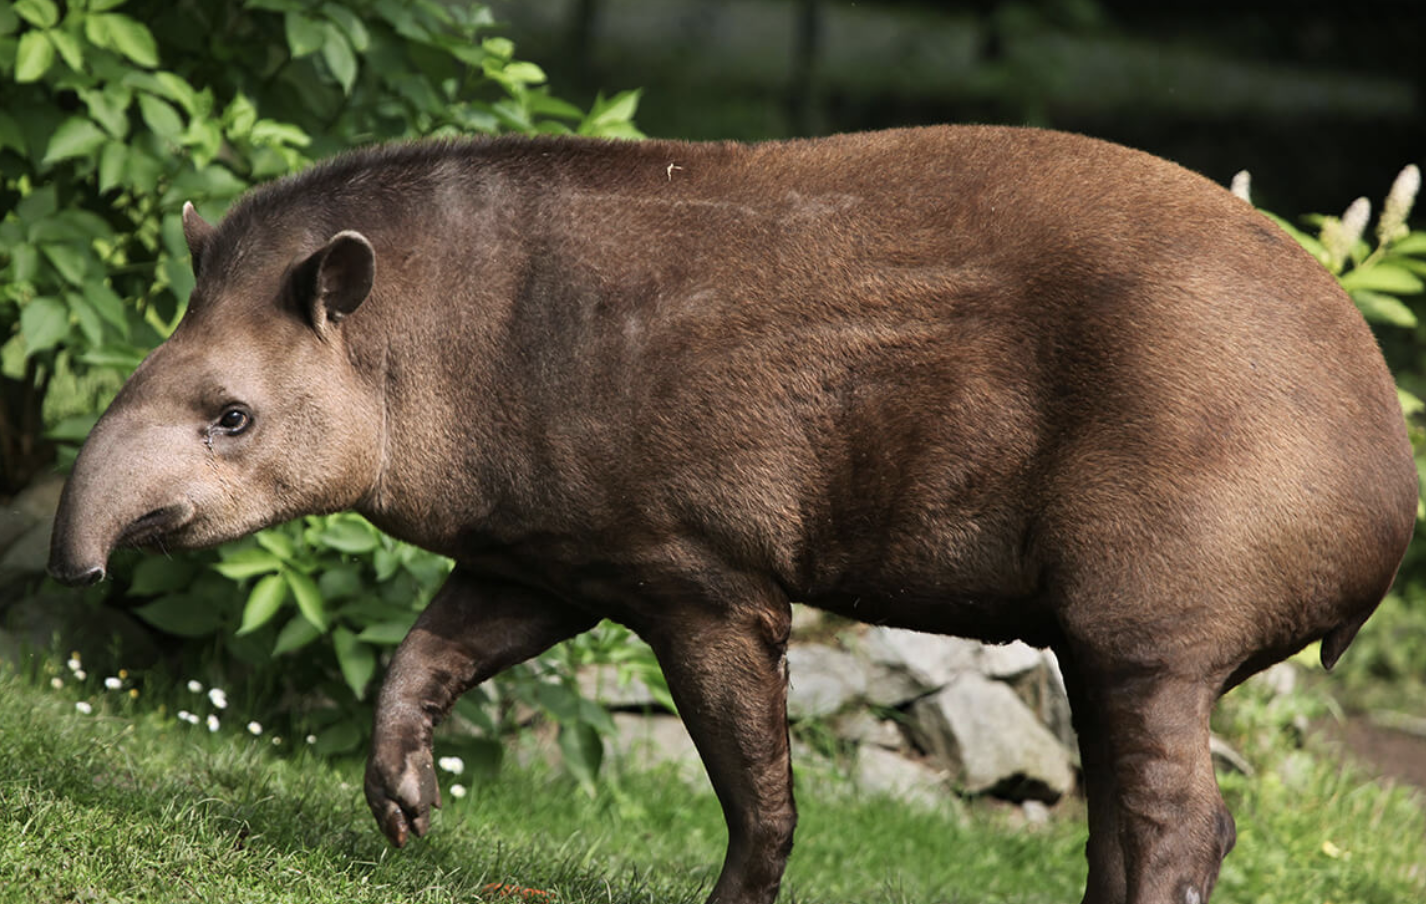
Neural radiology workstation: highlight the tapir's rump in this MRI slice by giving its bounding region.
[50,126,1417,904]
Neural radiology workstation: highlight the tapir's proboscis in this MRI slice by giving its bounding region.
[49,126,1416,904]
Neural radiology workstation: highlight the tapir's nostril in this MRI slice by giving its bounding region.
[48,563,106,587]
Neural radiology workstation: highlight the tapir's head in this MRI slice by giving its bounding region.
[48,203,385,586]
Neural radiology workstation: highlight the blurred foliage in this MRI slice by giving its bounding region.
[1,0,650,782]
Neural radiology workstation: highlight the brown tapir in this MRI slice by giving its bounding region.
[48,125,1417,904]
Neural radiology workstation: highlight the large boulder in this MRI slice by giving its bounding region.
[907,671,1076,803]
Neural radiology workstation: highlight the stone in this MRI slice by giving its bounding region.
[861,626,981,691]
[786,643,868,720]
[831,710,907,750]
[977,640,1045,679]
[852,745,949,809]
[608,712,704,783]
[575,664,667,711]
[907,672,1076,803]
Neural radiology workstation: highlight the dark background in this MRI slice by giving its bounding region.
[492,0,1425,217]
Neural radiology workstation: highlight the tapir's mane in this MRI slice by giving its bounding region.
[198,134,739,285]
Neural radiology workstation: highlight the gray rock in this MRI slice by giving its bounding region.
[862,626,981,690]
[608,712,703,782]
[907,672,1076,803]
[978,640,1045,679]
[786,643,868,720]
[852,745,949,808]
[576,664,666,711]
[831,710,907,750]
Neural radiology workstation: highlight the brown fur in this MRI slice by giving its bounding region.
[50,126,1417,904]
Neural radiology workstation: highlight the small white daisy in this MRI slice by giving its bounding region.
[206,714,220,732]
[75,701,92,715]
[437,756,465,775]
[187,680,203,694]
[67,656,82,672]
[449,784,468,800]
[50,677,64,690]
[306,734,317,746]
[247,721,263,736]
[73,669,86,681]
[104,677,122,690]
[208,688,228,710]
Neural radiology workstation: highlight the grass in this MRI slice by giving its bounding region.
[0,666,1422,904]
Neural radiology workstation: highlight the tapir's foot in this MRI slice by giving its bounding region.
[364,731,441,847]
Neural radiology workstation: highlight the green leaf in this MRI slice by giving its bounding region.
[20,296,69,356]
[501,61,546,85]
[83,280,129,334]
[69,291,104,345]
[89,0,133,11]
[317,565,363,600]
[138,93,184,145]
[254,529,296,562]
[557,722,604,794]
[1340,262,1426,296]
[354,620,413,646]
[40,243,91,285]
[94,13,158,67]
[0,111,26,154]
[284,10,326,57]
[317,518,380,554]
[222,93,257,138]
[287,569,328,631]
[237,573,289,635]
[129,556,202,596]
[1388,232,1426,257]
[13,0,59,29]
[134,592,224,637]
[80,87,131,139]
[1351,291,1418,329]
[322,2,369,50]
[15,30,55,82]
[314,719,362,755]
[320,26,356,93]
[47,28,83,72]
[272,614,323,655]
[332,626,376,699]
[579,89,643,136]
[213,547,284,580]
[1398,387,1425,418]
[8,244,39,283]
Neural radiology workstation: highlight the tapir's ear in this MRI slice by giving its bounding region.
[182,202,215,275]
[294,230,375,332]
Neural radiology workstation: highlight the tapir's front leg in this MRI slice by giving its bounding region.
[365,568,596,846]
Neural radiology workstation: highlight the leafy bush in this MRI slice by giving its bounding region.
[2,0,652,775]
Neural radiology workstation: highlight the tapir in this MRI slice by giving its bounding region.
[49,125,1417,904]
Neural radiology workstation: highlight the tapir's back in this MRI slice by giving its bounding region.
[511,126,1414,653]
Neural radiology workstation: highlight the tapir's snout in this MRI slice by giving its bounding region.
[48,559,107,587]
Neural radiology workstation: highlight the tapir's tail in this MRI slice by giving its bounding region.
[1319,610,1374,671]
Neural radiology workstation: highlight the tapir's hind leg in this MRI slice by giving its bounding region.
[639,587,797,904]
[366,568,597,846]
[1060,649,1235,904]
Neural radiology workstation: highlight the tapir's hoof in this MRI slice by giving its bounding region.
[364,745,441,847]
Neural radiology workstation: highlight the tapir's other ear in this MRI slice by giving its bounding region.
[182,201,215,275]
[294,230,375,332]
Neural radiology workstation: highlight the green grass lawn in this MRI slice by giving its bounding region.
[0,668,1421,904]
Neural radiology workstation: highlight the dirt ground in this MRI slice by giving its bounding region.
[1317,716,1426,791]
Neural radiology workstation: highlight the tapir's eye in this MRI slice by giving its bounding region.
[216,407,252,434]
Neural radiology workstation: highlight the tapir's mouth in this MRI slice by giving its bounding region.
[115,502,196,550]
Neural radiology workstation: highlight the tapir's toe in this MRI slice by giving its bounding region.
[364,743,441,847]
